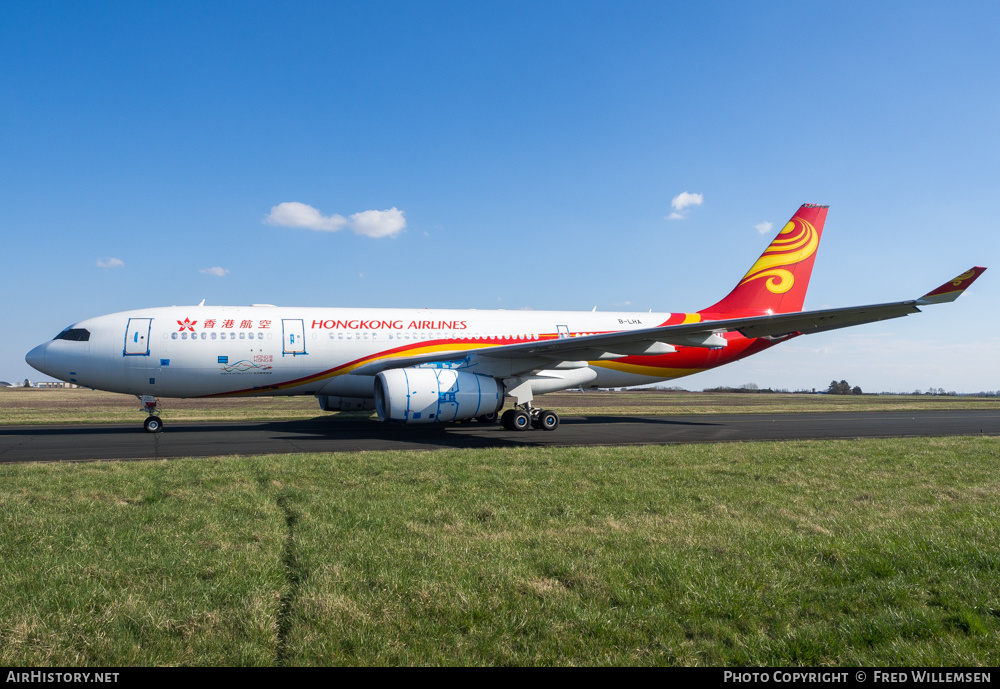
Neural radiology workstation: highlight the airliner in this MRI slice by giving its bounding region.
[26,204,985,432]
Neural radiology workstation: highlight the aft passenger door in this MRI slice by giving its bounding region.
[282,319,307,356]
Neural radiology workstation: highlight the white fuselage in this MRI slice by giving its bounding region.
[27,305,703,399]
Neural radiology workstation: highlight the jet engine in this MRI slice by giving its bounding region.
[374,368,503,424]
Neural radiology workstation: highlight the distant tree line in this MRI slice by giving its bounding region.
[703,381,865,394]
[686,382,999,396]
[703,383,790,394]
[827,380,862,395]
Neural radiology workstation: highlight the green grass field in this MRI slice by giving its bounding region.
[2,437,998,666]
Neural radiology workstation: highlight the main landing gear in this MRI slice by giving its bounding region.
[140,395,163,433]
[500,404,559,431]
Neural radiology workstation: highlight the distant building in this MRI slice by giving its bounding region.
[34,381,83,389]
[0,381,13,387]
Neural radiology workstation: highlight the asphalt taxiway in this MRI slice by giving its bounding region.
[0,410,997,463]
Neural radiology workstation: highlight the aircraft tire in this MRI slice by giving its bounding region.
[476,411,499,424]
[511,410,531,431]
[539,410,559,431]
[143,416,163,433]
[500,409,516,430]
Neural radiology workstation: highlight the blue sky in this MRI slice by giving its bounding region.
[3,1,998,392]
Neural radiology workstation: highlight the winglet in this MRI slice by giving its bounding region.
[917,266,987,305]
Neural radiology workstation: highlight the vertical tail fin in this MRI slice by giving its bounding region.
[701,204,828,316]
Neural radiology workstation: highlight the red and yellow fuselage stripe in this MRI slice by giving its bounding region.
[208,322,780,397]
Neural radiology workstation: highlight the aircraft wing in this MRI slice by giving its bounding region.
[351,266,985,375]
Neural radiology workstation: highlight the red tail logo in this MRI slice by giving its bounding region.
[701,204,828,316]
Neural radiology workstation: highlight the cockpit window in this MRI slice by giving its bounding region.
[54,328,90,342]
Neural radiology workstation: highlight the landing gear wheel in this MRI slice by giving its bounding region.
[539,409,559,431]
[501,409,516,430]
[476,411,499,424]
[143,416,163,433]
[511,409,531,431]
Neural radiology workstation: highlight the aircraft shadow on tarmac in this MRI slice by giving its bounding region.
[561,415,721,426]
[264,415,725,449]
[1,414,724,456]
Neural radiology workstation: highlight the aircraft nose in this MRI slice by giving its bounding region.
[25,343,47,373]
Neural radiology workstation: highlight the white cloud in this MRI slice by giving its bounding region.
[264,202,347,231]
[668,191,703,220]
[755,221,773,235]
[347,207,406,238]
[265,202,406,238]
[96,257,124,268]
[671,192,703,211]
[200,266,229,277]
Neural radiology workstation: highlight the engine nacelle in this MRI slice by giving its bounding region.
[375,368,503,424]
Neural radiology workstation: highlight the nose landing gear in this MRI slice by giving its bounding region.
[140,395,163,433]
